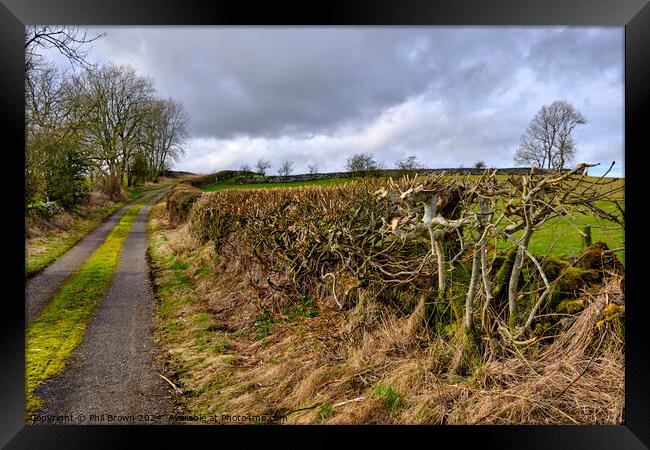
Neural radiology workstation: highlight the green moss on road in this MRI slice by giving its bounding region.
[25,197,153,416]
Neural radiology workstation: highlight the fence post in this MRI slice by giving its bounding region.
[582,226,592,249]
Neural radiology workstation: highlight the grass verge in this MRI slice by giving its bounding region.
[148,202,238,422]
[25,196,153,416]
[26,191,146,277]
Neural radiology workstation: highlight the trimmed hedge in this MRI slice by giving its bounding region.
[166,184,203,226]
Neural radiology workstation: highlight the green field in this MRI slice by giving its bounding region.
[503,201,625,264]
[201,176,356,191]
[501,178,625,263]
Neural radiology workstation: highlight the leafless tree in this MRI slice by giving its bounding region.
[25,27,106,201]
[278,160,294,177]
[308,164,319,174]
[25,63,93,200]
[240,164,252,172]
[396,155,423,172]
[473,161,486,170]
[25,25,105,98]
[346,152,380,175]
[137,97,188,185]
[25,26,105,69]
[256,158,272,176]
[515,100,587,171]
[73,63,156,198]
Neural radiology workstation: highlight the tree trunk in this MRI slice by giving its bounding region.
[430,231,446,299]
[507,229,532,327]
[480,238,493,331]
[465,247,480,328]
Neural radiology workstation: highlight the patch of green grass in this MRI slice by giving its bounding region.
[283,296,319,319]
[171,260,189,271]
[26,191,147,277]
[317,404,333,421]
[373,384,407,411]
[496,199,624,264]
[25,201,145,416]
[252,297,319,339]
[252,312,278,340]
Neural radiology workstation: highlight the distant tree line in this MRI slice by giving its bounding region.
[235,101,587,182]
[25,26,188,209]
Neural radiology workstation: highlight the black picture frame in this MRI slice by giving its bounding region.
[2,0,648,447]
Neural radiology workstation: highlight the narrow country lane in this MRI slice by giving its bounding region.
[32,190,175,424]
[25,190,165,324]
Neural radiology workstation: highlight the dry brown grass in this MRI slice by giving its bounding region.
[461,276,624,425]
[86,191,113,208]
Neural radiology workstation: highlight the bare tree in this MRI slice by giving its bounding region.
[308,163,319,174]
[473,161,486,170]
[396,155,423,171]
[74,63,156,198]
[256,158,272,176]
[137,97,188,185]
[25,26,105,200]
[155,98,188,176]
[25,25,105,98]
[278,160,294,177]
[25,63,93,201]
[346,152,380,176]
[25,26,105,70]
[515,100,587,171]
[240,163,252,172]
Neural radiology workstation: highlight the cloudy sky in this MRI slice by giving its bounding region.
[45,27,624,176]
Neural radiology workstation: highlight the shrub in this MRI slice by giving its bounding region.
[186,178,463,312]
[45,143,90,209]
[166,184,203,226]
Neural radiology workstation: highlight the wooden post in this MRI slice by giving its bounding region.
[582,226,592,249]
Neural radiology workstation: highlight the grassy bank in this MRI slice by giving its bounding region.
[148,202,236,422]
[25,196,153,416]
[26,191,145,277]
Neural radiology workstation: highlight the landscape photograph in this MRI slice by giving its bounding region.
[24,26,625,425]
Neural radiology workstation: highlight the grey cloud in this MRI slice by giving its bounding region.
[526,27,623,87]
[89,27,546,139]
[77,26,622,174]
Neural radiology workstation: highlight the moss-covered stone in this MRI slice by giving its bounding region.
[541,256,570,282]
[550,266,599,310]
[555,298,585,314]
[491,249,517,312]
[575,241,624,275]
[455,324,482,376]
[491,255,506,277]
[446,261,472,321]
